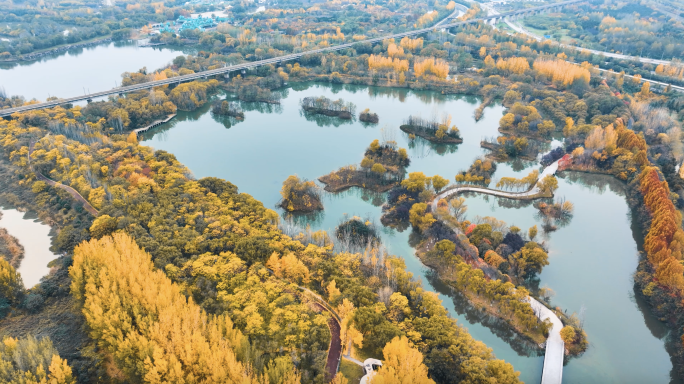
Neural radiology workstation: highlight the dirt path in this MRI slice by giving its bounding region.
[312,302,342,380]
[28,142,98,216]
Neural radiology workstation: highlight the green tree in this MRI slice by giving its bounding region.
[352,305,403,356]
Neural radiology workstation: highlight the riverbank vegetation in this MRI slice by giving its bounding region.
[455,158,497,186]
[359,108,379,124]
[335,216,380,251]
[380,172,449,229]
[300,96,356,120]
[212,100,245,120]
[400,114,462,144]
[0,107,526,383]
[319,139,409,193]
[5,0,684,375]
[421,239,551,345]
[0,225,23,268]
[280,175,323,212]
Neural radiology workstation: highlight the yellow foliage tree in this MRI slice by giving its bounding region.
[387,43,404,57]
[70,233,259,383]
[414,58,449,79]
[533,59,590,87]
[496,57,530,75]
[267,252,311,284]
[399,37,423,52]
[368,55,409,73]
[371,336,435,384]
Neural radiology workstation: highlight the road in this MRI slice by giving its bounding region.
[434,3,468,28]
[489,2,672,65]
[0,0,583,117]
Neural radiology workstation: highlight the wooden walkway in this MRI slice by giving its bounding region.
[430,158,565,384]
[133,114,176,135]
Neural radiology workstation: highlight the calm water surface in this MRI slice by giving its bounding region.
[0,208,56,288]
[0,41,186,101]
[141,82,675,383]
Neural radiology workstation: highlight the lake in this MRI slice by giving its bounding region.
[140,82,675,383]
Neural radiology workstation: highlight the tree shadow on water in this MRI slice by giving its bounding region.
[424,270,545,358]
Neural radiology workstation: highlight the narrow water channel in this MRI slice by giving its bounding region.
[140,82,675,383]
[0,208,56,288]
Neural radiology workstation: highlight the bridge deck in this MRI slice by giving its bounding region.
[0,0,583,117]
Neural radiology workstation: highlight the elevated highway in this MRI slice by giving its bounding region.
[0,0,583,117]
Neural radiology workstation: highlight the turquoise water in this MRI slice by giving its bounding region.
[135,82,672,383]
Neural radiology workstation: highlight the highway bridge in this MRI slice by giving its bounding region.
[0,0,584,117]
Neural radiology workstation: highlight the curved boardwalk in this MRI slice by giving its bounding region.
[429,159,564,384]
[28,142,99,216]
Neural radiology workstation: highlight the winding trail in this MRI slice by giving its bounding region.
[265,270,344,381]
[28,142,99,216]
[429,159,564,384]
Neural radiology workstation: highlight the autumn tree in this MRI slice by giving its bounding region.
[560,326,576,344]
[431,175,449,193]
[414,58,449,79]
[401,172,429,193]
[533,59,590,87]
[409,203,436,232]
[70,233,260,383]
[537,175,559,195]
[280,175,323,211]
[372,336,435,384]
[0,258,23,315]
[0,335,75,384]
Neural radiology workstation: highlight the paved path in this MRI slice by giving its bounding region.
[528,297,564,384]
[429,158,564,384]
[28,142,99,216]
